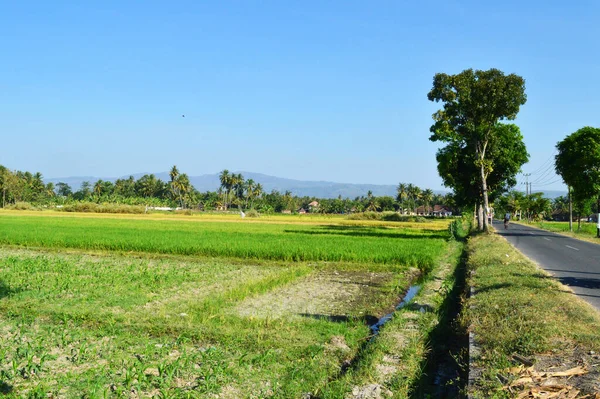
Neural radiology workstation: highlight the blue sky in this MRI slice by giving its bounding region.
[2,1,599,191]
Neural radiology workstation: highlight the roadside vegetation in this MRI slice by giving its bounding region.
[465,233,600,397]
[526,220,600,242]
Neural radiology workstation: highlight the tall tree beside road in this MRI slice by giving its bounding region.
[436,123,528,227]
[555,126,600,237]
[428,68,527,230]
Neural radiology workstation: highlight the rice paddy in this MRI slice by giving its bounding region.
[0,211,454,398]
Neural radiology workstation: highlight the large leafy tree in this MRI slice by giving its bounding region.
[555,126,600,236]
[55,182,73,197]
[436,123,529,216]
[428,68,527,230]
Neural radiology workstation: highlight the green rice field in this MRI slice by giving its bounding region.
[0,211,454,398]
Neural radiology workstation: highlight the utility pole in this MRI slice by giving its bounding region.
[523,173,531,221]
[523,173,531,196]
[568,186,573,232]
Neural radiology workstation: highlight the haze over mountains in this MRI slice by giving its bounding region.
[47,172,566,199]
[47,172,409,199]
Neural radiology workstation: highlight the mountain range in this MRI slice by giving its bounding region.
[46,172,566,199]
[47,172,407,199]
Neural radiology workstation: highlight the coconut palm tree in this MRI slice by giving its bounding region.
[219,170,231,209]
[422,189,434,215]
[169,165,181,203]
[93,180,104,198]
[396,183,407,214]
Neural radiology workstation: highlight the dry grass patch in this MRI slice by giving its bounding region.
[235,270,412,321]
[466,233,600,398]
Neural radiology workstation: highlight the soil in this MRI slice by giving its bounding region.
[476,346,600,397]
[234,271,400,321]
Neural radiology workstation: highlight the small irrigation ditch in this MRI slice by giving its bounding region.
[310,241,470,398]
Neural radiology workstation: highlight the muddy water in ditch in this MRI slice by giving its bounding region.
[369,283,421,336]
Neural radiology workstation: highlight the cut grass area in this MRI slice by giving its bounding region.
[465,233,600,398]
[0,213,448,270]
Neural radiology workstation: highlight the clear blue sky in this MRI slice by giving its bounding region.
[2,1,599,191]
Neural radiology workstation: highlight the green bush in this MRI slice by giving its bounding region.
[346,212,381,220]
[60,202,146,214]
[245,209,259,218]
[6,202,37,211]
[448,216,471,240]
[347,212,429,222]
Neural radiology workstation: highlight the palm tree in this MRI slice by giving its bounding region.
[93,180,104,198]
[169,165,181,203]
[169,165,180,182]
[422,189,434,215]
[396,183,407,214]
[219,170,231,209]
[245,179,255,208]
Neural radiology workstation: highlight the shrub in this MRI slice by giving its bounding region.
[60,202,146,214]
[245,209,259,218]
[448,216,471,240]
[6,201,37,211]
[346,212,382,221]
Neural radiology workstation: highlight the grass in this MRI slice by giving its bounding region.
[0,212,453,397]
[0,213,448,270]
[464,233,600,398]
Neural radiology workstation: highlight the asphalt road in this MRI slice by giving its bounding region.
[494,220,600,310]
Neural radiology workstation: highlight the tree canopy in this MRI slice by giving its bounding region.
[436,123,529,208]
[428,68,527,230]
[555,126,600,200]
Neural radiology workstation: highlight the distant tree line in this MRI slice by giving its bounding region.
[0,164,455,215]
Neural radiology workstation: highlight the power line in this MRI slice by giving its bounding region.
[528,152,557,176]
[530,164,557,184]
[532,179,563,187]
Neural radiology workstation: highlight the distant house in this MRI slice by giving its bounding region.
[432,205,452,217]
[415,206,427,216]
[308,201,319,212]
[414,205,452,217]
[552,209,569,221]
[298,208,307,214]
[282,209,292,214]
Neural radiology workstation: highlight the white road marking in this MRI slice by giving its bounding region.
[543,237,551,241]
[565,245,580,251]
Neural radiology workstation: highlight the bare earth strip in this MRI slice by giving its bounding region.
[234,270,411,320]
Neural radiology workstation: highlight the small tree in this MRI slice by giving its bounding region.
[555,126,600,236]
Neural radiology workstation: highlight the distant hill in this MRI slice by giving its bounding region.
[47,171,408,199]
[530,190,567,199]
[47,172,567,200]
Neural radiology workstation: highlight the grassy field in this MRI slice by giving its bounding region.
[0,212,449,270]
[0,212,454,398]
[465,233,600,398]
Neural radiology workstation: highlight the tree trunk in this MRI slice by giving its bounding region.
[568,186,573,232]
[477,203,484,231]
[480,161,490,231]
[597,197,600,238]
[578,211,581,232]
